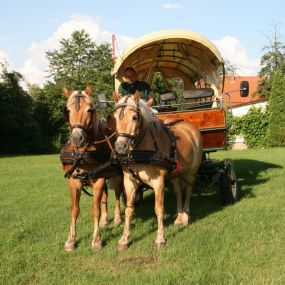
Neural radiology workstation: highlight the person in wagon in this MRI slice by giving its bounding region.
[118,66,155,106]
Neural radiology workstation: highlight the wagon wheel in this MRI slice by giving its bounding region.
[219,159,239,205]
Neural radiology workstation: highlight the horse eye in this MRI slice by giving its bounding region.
[132,115,138,121]
[87,109,93,113]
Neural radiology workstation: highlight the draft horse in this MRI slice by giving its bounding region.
[61,85,123,252]
[112,91,203,251]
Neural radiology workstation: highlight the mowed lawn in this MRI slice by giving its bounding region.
[0,148,284,285]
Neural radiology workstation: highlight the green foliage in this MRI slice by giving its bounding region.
[267,70,285,146]
[30,82,69,152]
[230,107,270,148]
[256,24,285,97]
[223,59,240,76]
[151,73,184,104]
[46,30,113,98]
[151,72,168,103]
[0,30,115,154]
[0,65,42,154]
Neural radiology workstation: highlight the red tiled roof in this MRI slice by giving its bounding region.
[222,76,265,107]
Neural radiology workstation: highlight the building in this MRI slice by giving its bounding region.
[223,76,268,149]
[223,76,268,117]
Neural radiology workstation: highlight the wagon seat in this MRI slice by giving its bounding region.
[159,91,177,112]
[182,88,213,110]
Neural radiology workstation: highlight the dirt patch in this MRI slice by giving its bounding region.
[121,254,158,266]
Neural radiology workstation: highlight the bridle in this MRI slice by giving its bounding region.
[64,91,96,133]
[112,95,144,149]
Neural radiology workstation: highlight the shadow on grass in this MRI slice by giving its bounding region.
[102,158,283,247]
[233,159,282,199]
[130,158,282,225]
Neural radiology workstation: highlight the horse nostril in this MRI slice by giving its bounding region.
[115,141,128,153]
[71,131,86,147]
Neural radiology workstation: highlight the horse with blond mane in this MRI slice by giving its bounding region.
[111,91,203,251]
[61,85,123,251]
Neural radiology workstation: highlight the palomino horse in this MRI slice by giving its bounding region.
[61,85,123,251]
[112,91,203,251]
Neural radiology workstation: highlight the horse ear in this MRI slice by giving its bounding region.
[113,91,121,102]
[85,84,93,96]
[106,114,116,130]
[63,86,72,97]
[134,91,141,103]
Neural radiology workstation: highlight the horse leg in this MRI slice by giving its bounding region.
[91,178,105,251]
[64,179,82,252]
[99,183,109,228]
[112,176,123,225]
[117,175,136,251]
[171,178,184,226]
[114,182,123,225]
[181,175,196,226]
[153,177,166,250]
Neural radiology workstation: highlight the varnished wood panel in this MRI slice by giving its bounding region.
[157,109,227,150]
[201,130,227,149]
[157,108,226,129]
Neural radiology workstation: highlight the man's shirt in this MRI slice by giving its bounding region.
[118,80,153,101]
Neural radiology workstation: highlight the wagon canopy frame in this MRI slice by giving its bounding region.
[112,29,225,92]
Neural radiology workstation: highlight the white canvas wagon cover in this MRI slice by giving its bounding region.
[112,29,224,91]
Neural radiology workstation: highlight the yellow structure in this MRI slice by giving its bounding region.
[111,29,224,92]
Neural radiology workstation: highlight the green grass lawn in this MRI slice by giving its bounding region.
[0,148,284,285]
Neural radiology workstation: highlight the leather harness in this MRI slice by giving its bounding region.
[109,97,182,184]
[61,94,183,191]
[60,91,118,195]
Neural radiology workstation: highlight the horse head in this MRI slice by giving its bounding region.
[64,84,96,148]
[112,91,143,154]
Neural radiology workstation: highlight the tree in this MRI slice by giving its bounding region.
[46,30,113,97]
[30,82,69,152]
[151,72,168,103]
[26,30,115,153]
[223,59,240,77]
[256,24,285,97]
[267,70,285,146]
[0,64,42,154]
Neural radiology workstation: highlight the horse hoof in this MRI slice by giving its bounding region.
[174,213,184,226]
[117,243,128,252]
[182,212,190,226]
[174,220,183,226]
[174,218,184,226]
[64,242,74,252]
[92,242,102,251]
[155,241,166,250]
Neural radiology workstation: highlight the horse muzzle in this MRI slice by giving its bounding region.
[70,128,87,148]
[115,139,130,154]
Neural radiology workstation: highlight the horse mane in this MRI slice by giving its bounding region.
[67,91,96,109]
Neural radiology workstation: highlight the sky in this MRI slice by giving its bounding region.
[1,0,285,86]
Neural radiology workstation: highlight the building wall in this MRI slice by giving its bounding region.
[232,101,268,117]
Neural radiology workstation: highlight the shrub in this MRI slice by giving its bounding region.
[267,70,285,147]
[230,107,269,148]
